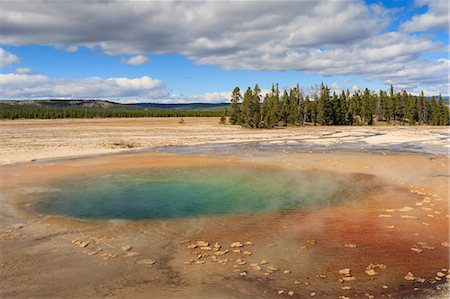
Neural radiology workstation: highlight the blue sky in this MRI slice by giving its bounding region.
[0,0,448,102]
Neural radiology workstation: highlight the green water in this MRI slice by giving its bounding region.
[33,166,361,220]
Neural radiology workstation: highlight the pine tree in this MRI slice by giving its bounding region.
[229,87,242,125]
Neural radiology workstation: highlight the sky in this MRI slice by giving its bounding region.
[0,0,448,103]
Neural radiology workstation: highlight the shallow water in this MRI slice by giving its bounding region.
[32,166,364,220]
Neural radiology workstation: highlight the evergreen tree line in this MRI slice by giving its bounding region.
[0,106,223,119]
[228,84,449,127]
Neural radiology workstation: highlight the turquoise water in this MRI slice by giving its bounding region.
[33,166,362,220]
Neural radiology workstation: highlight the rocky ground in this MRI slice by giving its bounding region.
[0,150,448,298]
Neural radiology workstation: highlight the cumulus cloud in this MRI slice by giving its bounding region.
[0,0,447,95]
[0,48,20,67]
[15,67,31,74]
[120,55,150,65]
[401,0,449,33]
[0,74,166,99]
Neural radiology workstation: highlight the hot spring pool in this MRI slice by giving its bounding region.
[31,166,370,220]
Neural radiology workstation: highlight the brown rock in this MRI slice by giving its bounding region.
[231,242,244,248]
[365,269,378,276]
[339,268,351,276]
[137,259,156,265]
[121,245,132,251]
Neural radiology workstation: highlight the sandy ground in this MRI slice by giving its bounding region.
[0,118,449,298]
[0,118,448,165]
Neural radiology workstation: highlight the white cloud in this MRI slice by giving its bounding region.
[0,48,20,67]
[163,92,230,104]
[401,0,449,33]
[0,74,166,99]
[120,55,150,65]
[0,1,447,95]
[15,67,31,74]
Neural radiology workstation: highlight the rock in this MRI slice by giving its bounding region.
[179,240,190,244]
[304,281,310,286]
[267,265,278,272]
[278,290,285,294]
[382,285,388,289]
[12,223,24,229]
[194,260,205,264]
[410,247,423,253]
[401,215,417,219]
[415,277,425,283]
[231,242,243,248]
[245,241,253,246]
[397,206,414,212]
[288,291,294,296]
[344,243,357,248]
[232,249,241,253]
[137,259,156,265]
[124,251,140,257]
[310,292,316,297]
[378,214,392,218]
[316,274,326,279]
[366,263,386,270]
[339,296,350,299]
[214,249,229,256]
[260,260,268,265]
[306,239,316,245]
[422,222,430,226]
[284,270,291,274]
[365,269,378,276]
[341,286,352,290]
[340,276,356,282]
[72,240,89,248]
[339,268,351,276]
[441,242,449,247]
[251,265,262,271]
[187,244,197,249]
[239,271,247,277]
[121,245,132,251]
[421,245,435,250]
[404,272,415,281]
[213,242,221,249]
[386,225,395,229]
[196,241,209,247]
[300,245,308,251]
[242,251,252,256]
[446,274,450,279]
[201,246,212,251]
[235,259,246,265]
[436,272,445,278]
[294,280,301,285]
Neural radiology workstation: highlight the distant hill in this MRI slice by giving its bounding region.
[0,99,230,119]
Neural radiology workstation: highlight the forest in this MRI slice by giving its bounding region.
[228,84,449,127]
[0,101,224,119]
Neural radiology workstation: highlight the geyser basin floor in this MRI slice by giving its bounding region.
[0,152,448,299]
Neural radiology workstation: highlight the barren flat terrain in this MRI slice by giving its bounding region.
[0,118,448,165]
[0,118,449,298]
